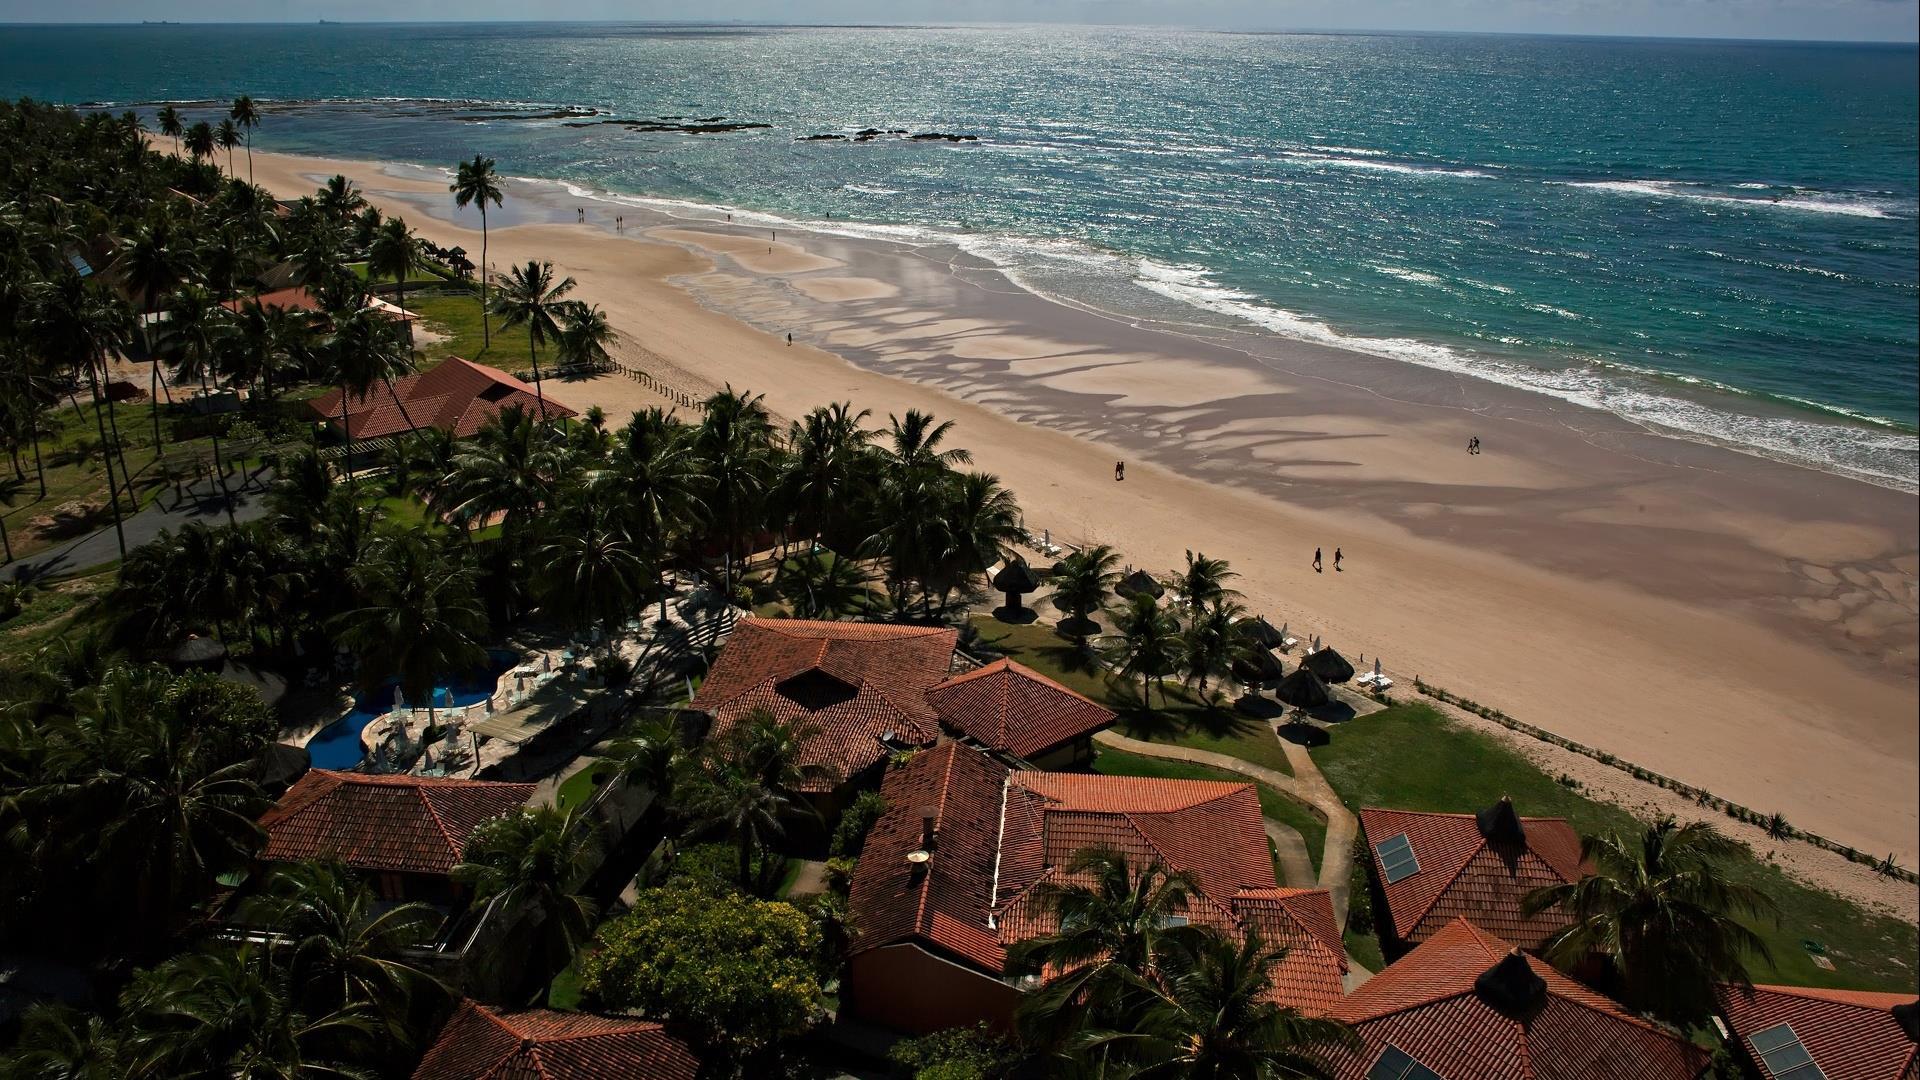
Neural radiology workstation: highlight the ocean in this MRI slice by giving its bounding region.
[4,23,1915,486]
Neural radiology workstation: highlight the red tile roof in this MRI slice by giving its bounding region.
[257,770,534,876]
[1360,805,1587,950]
[222,285,324,315]
[692,619,959,792]
[306,356,577,442]
[1715,983,1919,1080]
[412,1000,698,1079]
[926,658,1115,759]
[1327,918,1710,1079]
[847,744,1345,1011]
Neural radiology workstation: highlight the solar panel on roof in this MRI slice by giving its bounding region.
[1749,1024,1825,1079]
[1368,1045,1445,1080]
[1375,833,1420,884]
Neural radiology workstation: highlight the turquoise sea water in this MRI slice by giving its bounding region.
[4,24,1915,485]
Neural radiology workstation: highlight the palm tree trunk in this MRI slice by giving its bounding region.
[383,375,421,436]
[196,372,238,526]
[79,361,128,560]
[2,516,12,564]
[244,134,253,185]
[528,336,548,420]
[28,413,46,498]
[97,361,137,512]
[479,204,491,348]
[149,358,164,449]
[337,382,356,488]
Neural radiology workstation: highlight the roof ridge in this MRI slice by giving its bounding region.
[913,743,963,938]
[415,784,468,866]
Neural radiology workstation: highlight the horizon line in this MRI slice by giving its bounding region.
[0,19,1915,47]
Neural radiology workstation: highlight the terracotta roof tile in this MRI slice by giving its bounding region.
[693,619,958,790]
[926,658,1115,759]
[1360,806,1586,950]
[257,770,533,876]
[1327,919,1709,1079]
[413,1000,699,1079]
[306,356,577,441]
[847,747,1345,1012]
[1715,983,1919,1080]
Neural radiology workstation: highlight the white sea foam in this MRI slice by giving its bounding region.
[1308,144,1390,156]
[1372,265,1444,286]
[1560,179,1900,219]
[842,183,904,195]
[1284,152,1492,179]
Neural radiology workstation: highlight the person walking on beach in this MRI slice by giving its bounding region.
[1334,547,1344,572]
[1313,547,1323,573]
[577,207,585,223]
[786,332,793,346]
[1115,460,1125,481]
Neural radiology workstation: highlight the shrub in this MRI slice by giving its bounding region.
[665,841,784,896]
[887,1023,1022,1080]
[579,883,821,1060]
[830,790,889,857]
[1346,837,1375,936]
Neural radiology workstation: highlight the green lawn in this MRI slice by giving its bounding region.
[0,569,115,665]
[555,762,612,813]
[1094,746,1326,877]
[404,287,538,369]
[1312,703,1917,992]
[970,616,1292,776]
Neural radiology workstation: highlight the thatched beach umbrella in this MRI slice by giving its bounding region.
[1302,646,1355,685]
[1116,569,1164,601]
[167,634,229,674]
[1233,647,1286,687]
[990,555,1040,612]
[1275,667,1331,710]
[1234,615,1287,649]
[219,660,287,711]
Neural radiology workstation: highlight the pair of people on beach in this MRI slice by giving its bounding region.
[1313,546,1343,573]
[1467,435,1482,455]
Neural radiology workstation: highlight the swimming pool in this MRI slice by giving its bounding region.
[304,649,520,771]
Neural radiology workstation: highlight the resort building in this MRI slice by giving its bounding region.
[1324,918,1711,1079]
[1358,799,1586,956]
[255,769,535,905]
[305,356,577,444]
[843,742,1347,1034]
[689,619,1117,806]
[412,1000,699,1079]
[1714,982,1919,1079]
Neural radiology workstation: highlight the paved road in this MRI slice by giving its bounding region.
[5,466,274,582]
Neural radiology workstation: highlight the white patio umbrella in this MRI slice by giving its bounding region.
[1311,634,1321,653]
[1373,658,1384,679]
[392,685,404,714]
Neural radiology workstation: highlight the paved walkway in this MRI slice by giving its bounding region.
[1093,728,1361,929]
[6,467,273,581]
[1264,820,1315,889]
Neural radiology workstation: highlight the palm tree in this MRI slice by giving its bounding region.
[596,410,706,589]
[1176,550,1240,627]
[695,709,828,891]
[241,860,442,1036]
[934,470,1023,607]
[440,405,561,540]
[365,218,420,347]
[1010,848,1197,1051]
[773,549,873,620]
[865,409,971,610]
[489,259,575,417]
[452,807,600,1005]
[1524,817,1777,1024]
[117,212,198,440]
[28,271,135,557]
[156,105,183,156]
[776,402,875,550]
[229,96,260,184]
[555,301,617,371]
[1181,598,1252,700]
[535,498,650,652]
[603,716,690,818]
[0,1003,131,1079]
[159,284,238,524]
[320,307,417,485]
[330,534,488,723]
[1051,543,1123,647]
[225,297,312,406]
[317,174,366,225]
[120,946,377,1079]
[184,121,215,168]
[692,387,778,589]
[449,155,503,347]
[214,119,241,179]
[1091,927,1353,1079]
[1107,592,1182,708]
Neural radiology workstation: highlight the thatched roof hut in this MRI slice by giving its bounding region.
[1116,569,1165,601]
[989,555,1040,610]
[1301,646,1355,685]
[166,634,228,674]
[1234,615,1288,649]
[1275,667,1332,710]
[1232,647,1286,686]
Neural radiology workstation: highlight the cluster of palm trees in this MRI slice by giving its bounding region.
[155,96,260,183]
[1050,545,1260,707]
[1009,848,1355,1078]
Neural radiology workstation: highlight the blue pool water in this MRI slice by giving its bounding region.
[304,649,520,771]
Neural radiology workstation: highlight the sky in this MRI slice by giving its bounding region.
[0,0,1915,42]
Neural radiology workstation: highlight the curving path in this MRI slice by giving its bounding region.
[1093,728,1360,928]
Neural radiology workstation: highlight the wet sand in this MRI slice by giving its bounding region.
[250,151,1919,867]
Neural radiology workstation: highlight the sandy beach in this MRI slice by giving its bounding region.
[246,150,1919,869]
